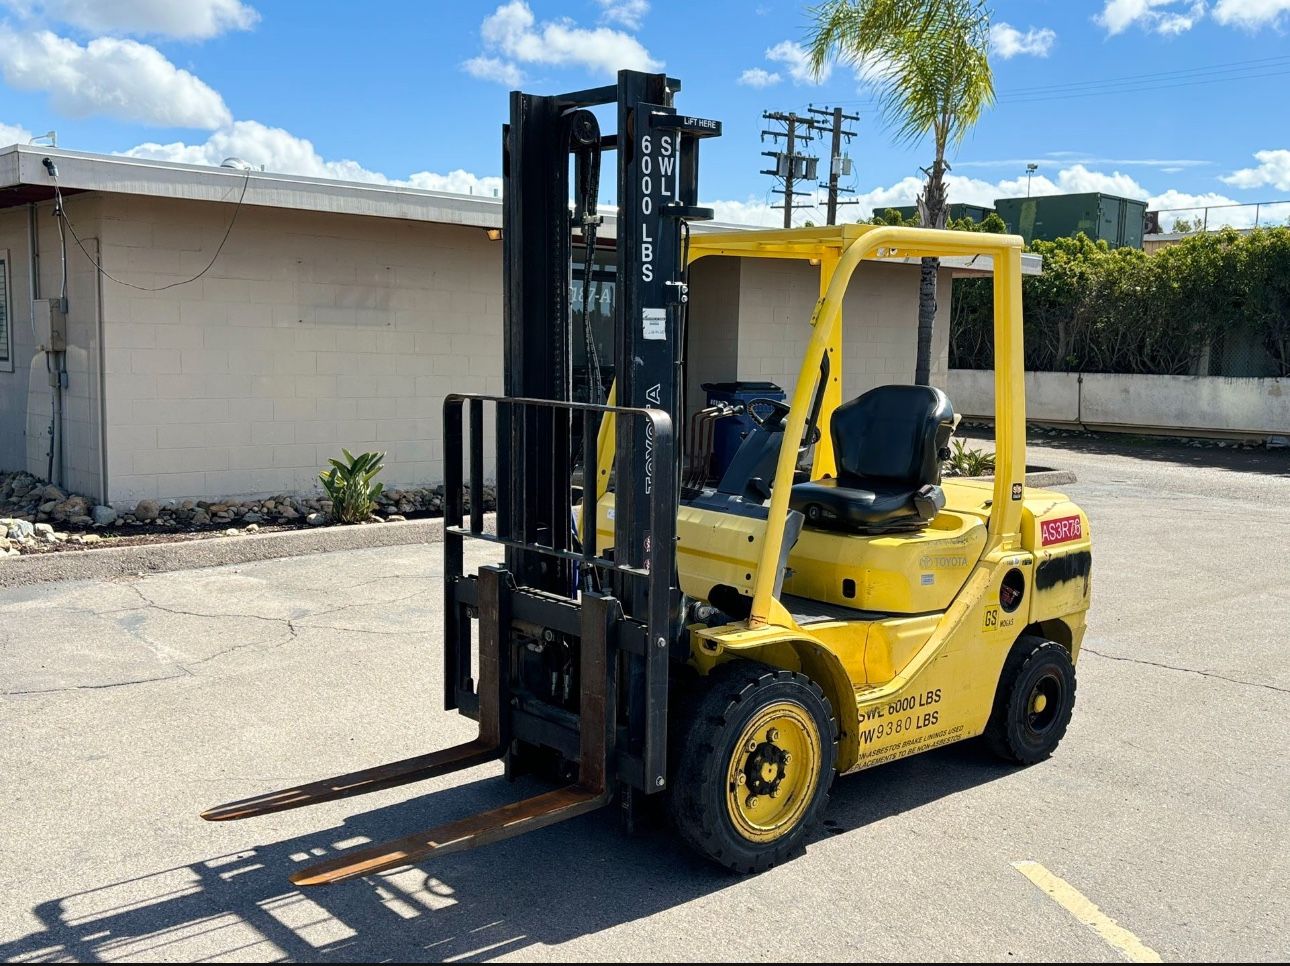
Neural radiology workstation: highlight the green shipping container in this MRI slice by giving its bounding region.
[872,203,995,225]
[994,192,1146,248]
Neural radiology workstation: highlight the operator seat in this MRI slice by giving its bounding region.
[789,385,955,532]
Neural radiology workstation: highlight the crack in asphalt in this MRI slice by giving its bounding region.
[6,672,192,696]
[3,579,434,697]
[1083,646,1289,694]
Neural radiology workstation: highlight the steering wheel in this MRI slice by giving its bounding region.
[747,397,821,448]
[747,397,791,429]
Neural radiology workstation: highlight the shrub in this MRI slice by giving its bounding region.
[950,227,1290,377]
[319,449,386,524]
[943,438,996,477]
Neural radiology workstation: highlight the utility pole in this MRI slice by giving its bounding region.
[760,111,820,229]
[808,105,860,225]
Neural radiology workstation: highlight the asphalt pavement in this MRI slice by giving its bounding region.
[1,433,1286,962]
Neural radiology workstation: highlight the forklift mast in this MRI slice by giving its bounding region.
[444,71,720,793]
[202,72,721,885]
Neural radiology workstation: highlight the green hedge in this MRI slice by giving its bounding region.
[950,228,1290,377]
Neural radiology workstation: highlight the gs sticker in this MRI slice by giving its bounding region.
[983,606,999,631]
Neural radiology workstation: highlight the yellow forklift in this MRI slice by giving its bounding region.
[203,71,1092,883]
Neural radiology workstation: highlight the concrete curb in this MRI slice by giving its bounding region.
[1025,469,1078,488]
[0,516,466,588]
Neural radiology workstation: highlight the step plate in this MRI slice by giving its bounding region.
[290,783,608,886]
[200,738,499,822]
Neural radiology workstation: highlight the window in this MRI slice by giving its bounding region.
[0,251,10,371]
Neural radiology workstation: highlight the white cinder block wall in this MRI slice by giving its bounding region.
[2,191,960,508]
[0,199,107,499]
[734,257,953,402]
[95,196,503,504]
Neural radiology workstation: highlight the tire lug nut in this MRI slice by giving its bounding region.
[783,752,792,764]
[746,738,758,753]
[767,728,779,742]
[736,773,746,786]
[746,795,759,808]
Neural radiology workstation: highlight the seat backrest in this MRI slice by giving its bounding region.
[831,385,955,486]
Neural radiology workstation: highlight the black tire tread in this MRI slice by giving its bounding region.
[668,659,837,874]
[984,635,1077,765]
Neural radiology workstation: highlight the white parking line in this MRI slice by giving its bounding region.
[1013,860,1163,963]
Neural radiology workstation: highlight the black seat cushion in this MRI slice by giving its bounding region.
[790,385,954,532]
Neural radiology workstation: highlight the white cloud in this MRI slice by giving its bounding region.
[0,28,231,128]
[122,119,505,198]
[766,40,830,85]
[738,67,780,88]
[463,55,523,86]
[990,22,1056,58]
[1052,164,1149,198]
[596,0,649,29]
[463,0,660,85]
[0,120,34,146]
[5,0,259,40]
[1221,148,1290,190]
[1213,0,1290,28]
[1095,0,1206,35]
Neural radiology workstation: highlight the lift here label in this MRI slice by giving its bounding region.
[1040,514,1083,546]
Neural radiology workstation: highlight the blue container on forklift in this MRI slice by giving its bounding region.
[703,381,786,480]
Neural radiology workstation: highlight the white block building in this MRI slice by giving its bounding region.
[0,144,1033,508]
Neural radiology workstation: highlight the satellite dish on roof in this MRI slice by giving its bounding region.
[220,157,253,171]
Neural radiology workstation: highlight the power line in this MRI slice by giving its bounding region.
[807,104,860,225]
[52,169,251,292]
[759,110,822,229]
[824,54,1290,111]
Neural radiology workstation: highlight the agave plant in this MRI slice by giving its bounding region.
[319,449,386,524]
[943,438,996,478]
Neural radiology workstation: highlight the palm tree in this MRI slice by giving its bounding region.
[806,0,994,386]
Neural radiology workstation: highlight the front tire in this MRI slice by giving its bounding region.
[669,660,837,873]
[984,636,1077,765]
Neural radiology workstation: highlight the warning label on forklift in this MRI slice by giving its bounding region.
[643,307,666,340]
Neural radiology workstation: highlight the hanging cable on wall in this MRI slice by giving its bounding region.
[45,158,251,292]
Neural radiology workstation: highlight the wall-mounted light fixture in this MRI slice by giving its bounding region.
[485,228,502,241]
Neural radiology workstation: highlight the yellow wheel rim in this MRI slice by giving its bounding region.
[725,701,821,844]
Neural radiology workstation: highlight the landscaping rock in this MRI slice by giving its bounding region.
[134,499,160,521]
[306,512,326,526]
[242,512,264,524]
[91,505,118,527]
[52,495,90,521]
[33,523,54,536]
[42,484,65,502]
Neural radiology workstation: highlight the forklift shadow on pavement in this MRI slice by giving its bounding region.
[1,751,1014,962]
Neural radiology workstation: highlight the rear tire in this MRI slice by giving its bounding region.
[984,636,1077,765]
[668,660,837,873]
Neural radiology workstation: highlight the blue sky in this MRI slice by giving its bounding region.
[2,1,1289,227]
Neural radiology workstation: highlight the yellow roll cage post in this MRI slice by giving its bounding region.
[597,223,1027,629]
